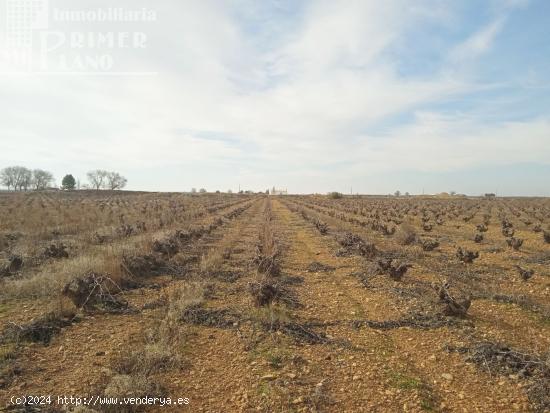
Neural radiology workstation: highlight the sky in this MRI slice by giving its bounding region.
[0,0,549,195]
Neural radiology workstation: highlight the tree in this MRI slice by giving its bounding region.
[32,169,54,190]
[0,167,16,190]
[87,170,108,190]
[227,189,232,194]
[191,188,197,193]
[61,174,76,190]
[199,188,207,193]
[106,172,127,190]
[394,190,401,197]
[2,166,32,191]
[20,168,32,191]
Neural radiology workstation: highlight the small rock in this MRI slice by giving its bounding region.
[441,373,453,381]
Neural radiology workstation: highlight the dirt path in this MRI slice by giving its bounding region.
[266,199,530,412]
[0,199,262,410]
[161,198,265,412]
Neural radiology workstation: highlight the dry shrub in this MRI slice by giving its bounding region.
[43,243,69,259]
[314,219,329,235]
[248,278,300,308]
[476,224,488,232]
[1,311,73,345]
[200,249,225,275]
[253,249,281,276]
[474,233,484,243]
[368,258,411,281]
[61,272,129,313]
[543,231,550,244]
[420,239,439,251]
[337,232,377,258]
[0,249,125,301]
[0,255,23,277]
[180,304,240,328]
[436,281,471,317]
[515,265,534,281]
[456,247,479,263]
[121,253,166,277]
[151,235,179,256]
[114,342,179,376]
[502,227,515,237]
[156,282,204,345]
[506,237,523,250]
[378,223,395,236]
[395,224,417,245]
[447,342,550,412]
[261,320,328,344]
[337,232,363,247]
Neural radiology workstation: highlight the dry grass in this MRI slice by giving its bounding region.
[395,223,417,245]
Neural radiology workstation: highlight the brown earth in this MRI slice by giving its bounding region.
[0,194,549,413]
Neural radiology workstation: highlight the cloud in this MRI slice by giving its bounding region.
[353,114,550,173]
[450,18,506,63]
[0,0,548,194]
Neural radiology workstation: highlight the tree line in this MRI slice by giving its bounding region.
[0,166,127,191]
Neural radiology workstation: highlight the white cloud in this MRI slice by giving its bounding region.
[0,0,547,193]
[353,114,550,173]
[450,18,506,62]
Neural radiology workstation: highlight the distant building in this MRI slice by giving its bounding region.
[484,193,496,198]
[270,186,287,195]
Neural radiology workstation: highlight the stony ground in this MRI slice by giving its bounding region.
[1,194,549,412]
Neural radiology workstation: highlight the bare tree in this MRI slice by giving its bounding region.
[32,169,54,190]
[20,168,32,191]
[106,172,127,190]
[0,167,17,190]
[3,166,32,191]
[87,170,108,190]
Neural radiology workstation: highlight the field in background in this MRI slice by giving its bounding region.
[1,191,549,412]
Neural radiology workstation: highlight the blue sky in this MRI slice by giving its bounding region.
[0,0,549,195]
